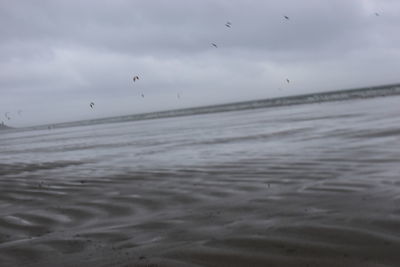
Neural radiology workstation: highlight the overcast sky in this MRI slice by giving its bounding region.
[1,0,399,127]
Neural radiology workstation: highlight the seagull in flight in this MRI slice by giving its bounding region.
[90,102,95,109]
[225,21,232,28]
[133,75,139,82]
[284,15,290,20]
[211,43,218,48]
[286,79,290,83]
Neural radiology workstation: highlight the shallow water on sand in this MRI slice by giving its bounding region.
[1,96,400,267]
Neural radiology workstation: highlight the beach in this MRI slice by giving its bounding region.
[1,95,400,267]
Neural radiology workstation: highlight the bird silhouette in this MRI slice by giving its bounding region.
[284,15,290,20]
[225,21,232,28]
[211,43,218,48]
[133,76,139,82]
[90,102,95,108]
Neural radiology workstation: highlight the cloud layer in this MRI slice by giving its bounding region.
[1,0,399,126]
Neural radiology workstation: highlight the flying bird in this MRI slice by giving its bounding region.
[211,43,218,48]
[286,79,290,83]
[375,12,380,16]
[225,21,232,28]
[284,15,290,20]
[90,102,95,109]
[133,76,139,82]
[141,93,145,98]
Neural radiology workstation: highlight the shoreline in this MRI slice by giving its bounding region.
[20,82,400,131]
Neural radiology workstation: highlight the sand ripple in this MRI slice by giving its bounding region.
[1,161,400,266]
[1,97,400,266]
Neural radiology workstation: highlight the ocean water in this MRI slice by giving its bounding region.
[1,95,400,266]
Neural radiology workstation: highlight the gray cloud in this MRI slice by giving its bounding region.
[1,0,400,126]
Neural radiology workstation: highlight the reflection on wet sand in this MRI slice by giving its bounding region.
[1,96,400,266]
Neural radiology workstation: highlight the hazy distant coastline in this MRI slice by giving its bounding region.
[27,83,400,131]
[0,122,11,131]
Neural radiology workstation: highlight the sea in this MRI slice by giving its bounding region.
[1,86,400,267]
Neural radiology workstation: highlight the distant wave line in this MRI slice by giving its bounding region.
[23,83,400,131]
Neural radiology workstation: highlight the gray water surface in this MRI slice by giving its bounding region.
[1,95,400,267]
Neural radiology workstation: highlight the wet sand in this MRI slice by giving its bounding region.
[1,97,400,266]
[1,162,400,267]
